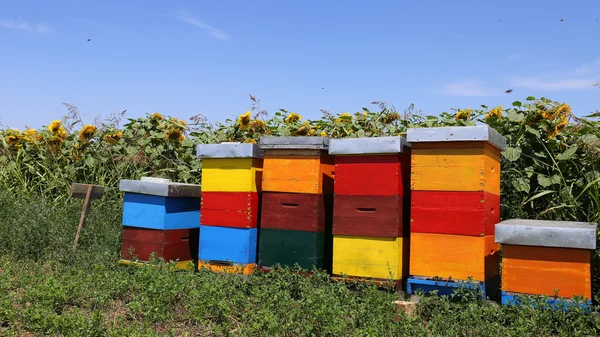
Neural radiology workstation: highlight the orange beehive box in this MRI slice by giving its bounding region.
[260,137,334,195]
[502,245,592,299]
[409,232,499,282]
[496,219,597,301]
[407,126,505,194]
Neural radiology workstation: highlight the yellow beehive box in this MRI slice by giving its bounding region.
[201,158,263,192]
[332,235,408,280]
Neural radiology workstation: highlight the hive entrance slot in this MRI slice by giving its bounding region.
[208,260,233,266]
[357,207,376,213]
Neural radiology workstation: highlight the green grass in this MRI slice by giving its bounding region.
[0,191,600,336]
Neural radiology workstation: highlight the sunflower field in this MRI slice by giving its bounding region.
[1,95,598,224]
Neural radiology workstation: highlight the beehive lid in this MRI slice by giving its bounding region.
[495,219,597,250]
[329,136,410,155]
[259,136,329,150]
[196,143,263,159]
[407,126,506,151]
[119,179,201,198]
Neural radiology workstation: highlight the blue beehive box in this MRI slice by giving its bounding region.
[120,178,201,230]
[199,225,258,265]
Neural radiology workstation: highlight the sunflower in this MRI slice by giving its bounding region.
[340,112,352,121]
[46,136,65,147]
[363,111,367,117]
[455,108,472,121]
[57,128,68,140]
[250,119,266,131]
[78,124,97,141]
[103,131,123,144]
[23,129,41,142]
[150,112,164,121]
[292,122,312,136]
[485,105,503,119]
[540,110,553,120]
[5,129,22,146]
[48,120,62,133]
[166,129,185,142]
[553,103,572,119]
[243,138,257,144]
[237,111,252,130]
[284,112,302,124]
[556,116,569,132]
[320,131,327,137]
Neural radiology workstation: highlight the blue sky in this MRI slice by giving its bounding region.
[1,0,599,129]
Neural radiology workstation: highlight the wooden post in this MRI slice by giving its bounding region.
[70,183,105,249]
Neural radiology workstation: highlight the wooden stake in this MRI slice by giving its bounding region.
[73,184,93,250]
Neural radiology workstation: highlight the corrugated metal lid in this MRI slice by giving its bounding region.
[119,179,201,198]
[196,143,263,159]
[407,125,506,151]
[329,136,410,155]
[495,219,597,250]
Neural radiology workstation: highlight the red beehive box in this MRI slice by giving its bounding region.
[121,226,199,262]
[332,195,405,237]
[200,192,260,229]
[333,154,410,197]
[411,191,499,237]
[260,192,332,232]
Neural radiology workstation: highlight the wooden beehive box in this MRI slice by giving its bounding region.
[409,232,499,282]
[332,235,408,280]
[330,136,411,197]
[408,126,505,193]
[120,180,201,230]
[121,227,199,262]
[198,226,258,265]
[495,219,597,300]
[258,228,332,271]
[260,137,334,194]
[198,143,263,193]
[197,143,263,228]
[260,193,332,232]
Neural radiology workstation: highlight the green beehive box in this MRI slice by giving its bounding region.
[258,228,332,271]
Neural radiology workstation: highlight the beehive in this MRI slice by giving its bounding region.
[406,126,506,298]
[329,137,411,283]
[196,143,263,274]
[495,219,597,307]
[258,137,333,271]
[119,179,201,267]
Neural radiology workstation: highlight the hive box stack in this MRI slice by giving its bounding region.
[258,137,334,271]
[496,219,597,309]
[328,137,411,286]
[119,178,201,270]
[406,126,506,298]
[196,143,263,275]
